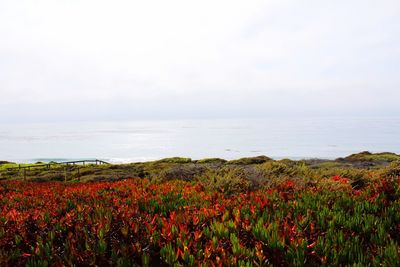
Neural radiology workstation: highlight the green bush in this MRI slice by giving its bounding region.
[152,164,207,183]
[382,161,400,178]
[227,156,272,165]
[194,158,227,164]
[196,168,251,196]
[156,157,192,164]
[342,151,400,162]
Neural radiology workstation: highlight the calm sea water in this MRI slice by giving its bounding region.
[1,117,400,163]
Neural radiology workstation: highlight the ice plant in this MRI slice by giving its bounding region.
[0,176,399,266]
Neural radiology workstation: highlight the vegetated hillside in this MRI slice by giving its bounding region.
[0,152,399,266]
[1,152,399,192]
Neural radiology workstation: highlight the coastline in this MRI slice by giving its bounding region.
[1,151,399,183]
[4,150,400,165]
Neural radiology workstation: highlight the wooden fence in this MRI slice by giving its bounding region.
[0,159,110,181]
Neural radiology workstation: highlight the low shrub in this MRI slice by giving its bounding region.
[227,155,272,165]
[156,157,192,164]
[152,164,207,183]
[194,158,227,164]
[341,151,400,162]
[382,161,400,178]
[196,168,251,196]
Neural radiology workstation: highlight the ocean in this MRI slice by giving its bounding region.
[1,117,400,163]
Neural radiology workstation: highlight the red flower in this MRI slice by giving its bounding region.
[331,175,349,184]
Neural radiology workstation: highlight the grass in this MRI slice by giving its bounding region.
[0,163,45,172]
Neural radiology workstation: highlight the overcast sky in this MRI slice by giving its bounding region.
[0,0,399,122]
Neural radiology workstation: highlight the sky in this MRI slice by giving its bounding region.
[0,0,399,122]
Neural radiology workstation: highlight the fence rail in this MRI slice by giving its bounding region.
[4,159,109,171]
[0,159,110,181]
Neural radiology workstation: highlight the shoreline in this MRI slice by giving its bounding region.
[2,151,400,165]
